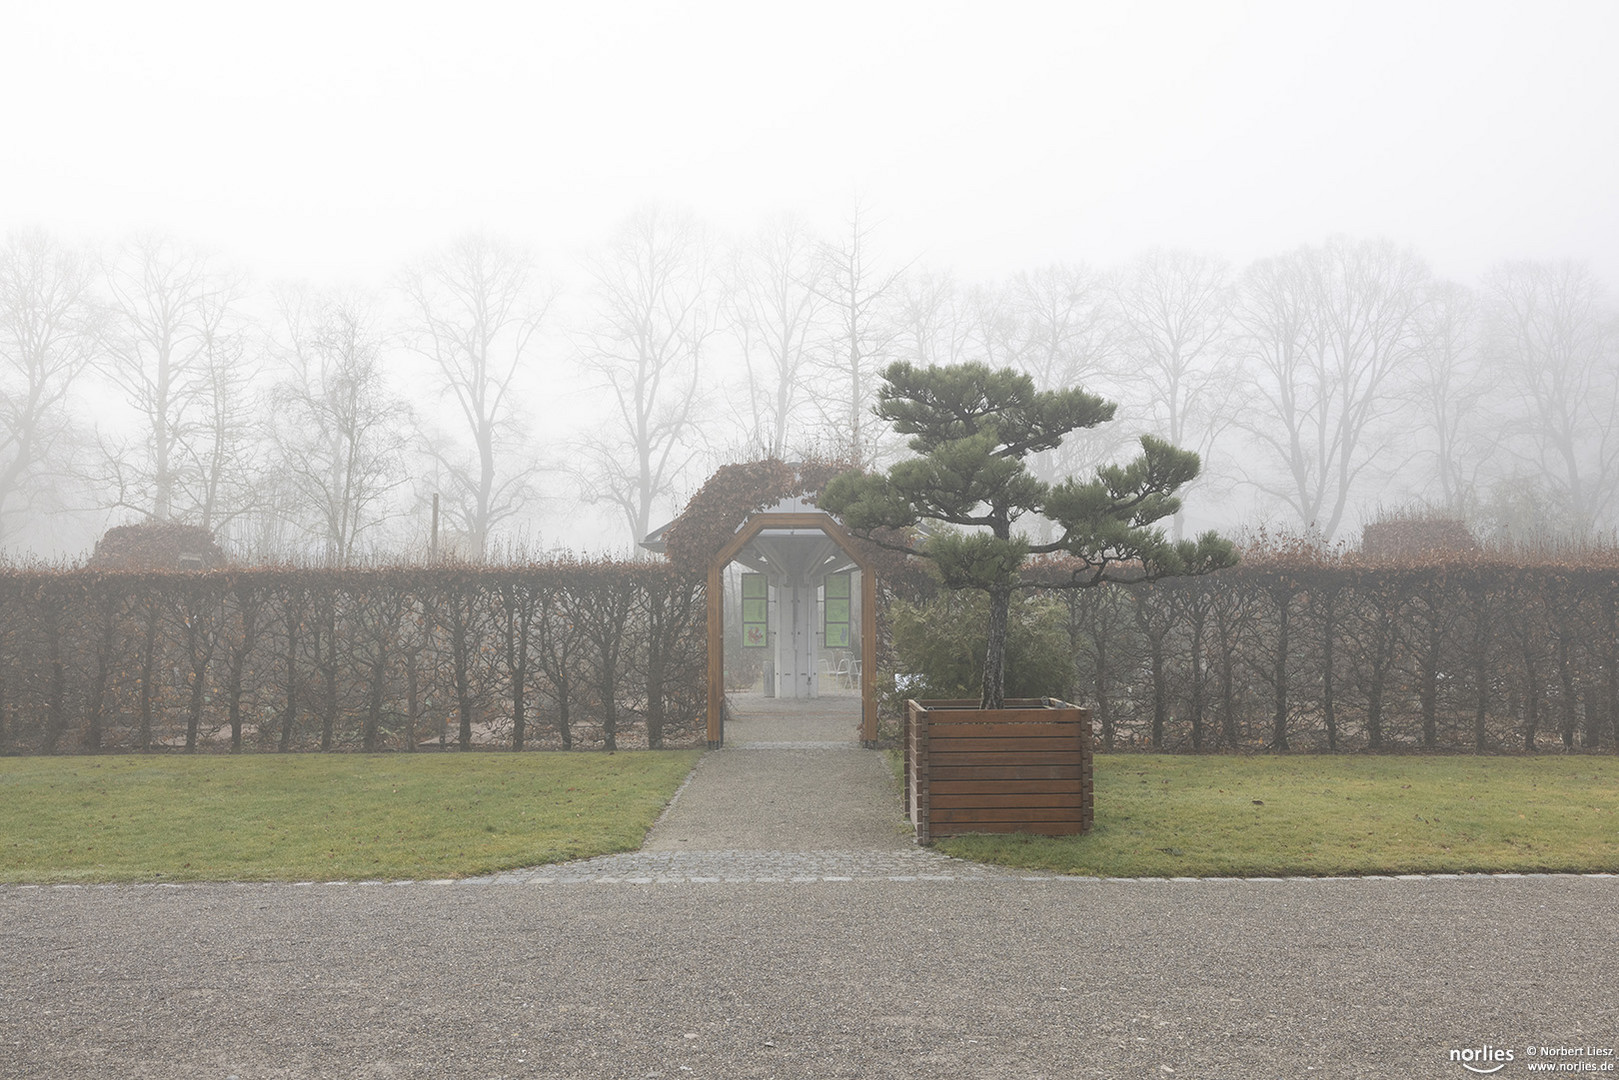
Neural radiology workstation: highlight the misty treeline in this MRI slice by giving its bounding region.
[1040,545,1619,754]
[0,563,705,755]
[2,213,1615,563]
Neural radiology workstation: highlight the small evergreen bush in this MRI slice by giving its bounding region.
[891,590,1072,701]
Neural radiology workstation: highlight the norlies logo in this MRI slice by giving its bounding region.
[1451,1046,1516,1074]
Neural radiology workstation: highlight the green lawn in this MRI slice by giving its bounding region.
[0,751,699,884]
[937,754,1619,877]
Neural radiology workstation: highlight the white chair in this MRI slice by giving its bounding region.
[831,658,853,688]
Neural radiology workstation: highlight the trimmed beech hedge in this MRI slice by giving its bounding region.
[0,561,704,754]
[10,545,1619,756]
[1052,551,1619,753]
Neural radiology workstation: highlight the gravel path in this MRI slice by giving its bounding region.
[4,876,1616,1078]
[3,692,1616,1077]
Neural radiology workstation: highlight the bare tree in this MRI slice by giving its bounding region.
[812,201,905,466]
[725,213,827,458]
[1114,249,1237,538]
[0,230,99,545]
[1482,260,1619,540]
[577,206,713,550]
[1004,263,1119,395]
[891,268,973,368]
[1407,279,1491,516]
[400,233,550,558]
[1234,237,1429,540]
[999,263,1127,505]
[269,289,412,564]
[100,234,240,522]
[172,287,263,536]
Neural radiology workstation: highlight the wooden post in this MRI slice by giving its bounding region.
[861,567,877,746]
[706,560,724,748]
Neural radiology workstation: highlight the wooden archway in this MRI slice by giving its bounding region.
[707,511,877,748]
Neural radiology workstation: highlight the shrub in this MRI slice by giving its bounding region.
[891,590,1072,701]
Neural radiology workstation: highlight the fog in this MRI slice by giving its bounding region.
[2,0,1616,562]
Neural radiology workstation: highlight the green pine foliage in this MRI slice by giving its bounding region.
[820,361,1236,708]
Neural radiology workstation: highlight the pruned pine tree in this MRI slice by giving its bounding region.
[820,361,1236,710]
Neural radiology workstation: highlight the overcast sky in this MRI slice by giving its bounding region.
[4,0,1616,289]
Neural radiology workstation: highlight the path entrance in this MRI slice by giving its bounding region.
[702,509,878,747]
[473,692,1008,882]
[647,690,907,852]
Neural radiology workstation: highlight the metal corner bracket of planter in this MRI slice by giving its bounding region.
[903,697,1094,845]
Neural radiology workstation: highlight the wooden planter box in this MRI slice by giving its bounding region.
[904,698,1093,844]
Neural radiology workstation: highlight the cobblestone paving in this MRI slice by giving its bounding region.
[3,871,1613,892]
[460,847,1014,883]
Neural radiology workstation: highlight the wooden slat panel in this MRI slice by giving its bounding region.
[931,806,1086,823]
[927,751,1086,767]
[929,736,1080,753]
[931,793,1083,809]
[929,765,1086,781]
[932,821,1085,836]
[931,779,1085,795]
[915,699,1069,712]
[927,722,1085,740]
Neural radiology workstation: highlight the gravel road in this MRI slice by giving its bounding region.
[4,695,1613,1078]
[2,874,1615,1078]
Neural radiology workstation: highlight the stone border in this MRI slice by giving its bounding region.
[5,866,1614,890]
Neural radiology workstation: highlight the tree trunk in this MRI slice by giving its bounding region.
[279,607,299,753]
[1271,590,1290,752]
[40,609,67,754]
[980,584,1012,710]
[138,604,158,753]
[1149,632,1167,749]
[320,608,338,752]
[1583,681,1603,749]
[1094,626,1114,751]
[1218,650,1236,750]
[363,646,386,753]
[185,618,208,754]
[225,597,258,755]
[508,598,528,752]
[1523,655,1540,751]
[1557,633,1576,749]
[556,669,573,750]
[1420,619,1441,750]
[1320,595,1337,751]
[453,598,474,751]
[645,648,664,751]
[405,645,421,752]
[84,603,116,753]
[1189,611,1205,751]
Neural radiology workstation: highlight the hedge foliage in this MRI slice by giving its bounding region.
[1052,546,1619,753]
[10,530,1619,756]
[0,561,704,754]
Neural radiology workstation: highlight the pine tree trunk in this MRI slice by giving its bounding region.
[980,584,1012,710]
